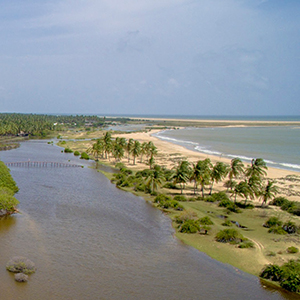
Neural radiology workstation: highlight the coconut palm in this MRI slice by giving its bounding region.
[172,160,192,194]
[209,162,229,195]
[140,142,148,163]
[245,158,268,179]
[196,158,212,197]
[126,138,134,163]
[228,158,244,188]
[260,181,279,207]
[87,138,104,161]
[131,140,141,165]
[103,132,112,160]
[232,181,252,204]
[146,165,165,193]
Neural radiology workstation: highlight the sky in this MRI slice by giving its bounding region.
[0,0,299,116]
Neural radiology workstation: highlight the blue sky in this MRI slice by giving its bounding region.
[0,0,299,115]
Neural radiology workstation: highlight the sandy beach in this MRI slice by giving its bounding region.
[113,129,300,202]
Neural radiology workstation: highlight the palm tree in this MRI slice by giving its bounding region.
[232,181,252,204]
[126,138,134,163]
[247,174,262,199]
[228,158,244,188]
[103,132,112,160]
[245,158,268,179]
[131,140,141,165]
[172,160,192,194]
[140,142,148,163]
[87,139,104,161]
[209,162,229,195]
[196,158,212,197]
[113,142,125,162]
[260,181,279,207]
[146,165,165,193]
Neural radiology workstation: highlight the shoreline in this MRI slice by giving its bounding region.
[113,129,300,202]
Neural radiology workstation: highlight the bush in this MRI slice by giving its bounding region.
[163,182,178,189]
[6,257,36,275]
[80,152,89,160]
[218,199,234,208]
[215,229,244,244]
[175,210,198,224]
[238,240,255,248]
[260,264,283,281]
[64,148,73,153]
[154,194,172,203]
[280,274,300,293]
[226,203,241,213]
[180,220,200,233]
[270,196,289,207]
[120,168,133,175]
[268,226,287,235]
[74,151,80,156]
[0,194,19,212]
[206,192,230,202]
[283,221,298,234]
[158,200,183,211]
[264,217,282,228]
[222,220,232,227]
[173,195,188,202]
[235,202,255,209]
[0,162,19,194]
[198,216,214,225]
[287,246,299,254]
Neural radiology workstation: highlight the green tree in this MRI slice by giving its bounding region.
[195,159,212,197]
[246,158,268,178]
[227,158,244,189]
[131,140,141,165]
[260,180,279,207]
[126,138,134,163]
[103,132,112,160]
[209,162,229,195]
[172,161,192,194]
[146,165,165,193]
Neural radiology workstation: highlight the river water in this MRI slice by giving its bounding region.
[0,140,298,300]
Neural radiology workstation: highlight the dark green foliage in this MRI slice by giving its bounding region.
[120,168,133,175]
[235,202,254,209]
[268,226,287,235]
[218,199,234,208]
[226,203,241,213]
[163,182,178,189]
[154,194,172,203]
[270,196,289,207]
[173,195,188,202]
[175,210,198,224]
[74,151,80,156]
[281,274,300,293]
[287,246,299,254]
[158,200,184,211]
[180,220,200,233]
[264,217,282,228]
[260,264,283,281]
[198,216,214,225]
[0,194,19,211]
[215,228,245,244]
[64,147,73,153]
[222,220,232,227]
[238,240,255,248]
[136,169,152,178]
[0,162,19,194]
[80,152,89,160]
[283,221,299,234]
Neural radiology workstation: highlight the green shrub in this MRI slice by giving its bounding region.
[222,220,232,227]
[173,195,188,202]
[120,168,133,175]
[175,210,198,224]
[206,192,230,202]
[283,221,298,234]
[180,220,200,233]
[260,264,283,281]
[74,151,80,156]
[238,240,255,248]
[198,216,214,225]
[280,274,300,293]
[163,182,178,189]
[80,152,89,160]
[235,202,255,209]
[0,162,19,194]
[270,196,289,207]
[64,148,73,153]
[264,217,282,228]
[265,251,276,257]
[287,246,299,254]
[215,228,244,244]
[226,203,241,213]
[158,200,183,211]
[6,257,36,274]
[218,199,233,208]
[0,194,19,212]
[268,226,287,235]
[281,201,298,213]
[154,194,172,203]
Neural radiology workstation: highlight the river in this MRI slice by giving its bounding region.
[0,140,298,300]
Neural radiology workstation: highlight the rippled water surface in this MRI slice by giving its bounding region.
[0,141,298,299]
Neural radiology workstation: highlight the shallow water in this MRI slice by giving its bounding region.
[0,141,298,299]
[154,126,300,171]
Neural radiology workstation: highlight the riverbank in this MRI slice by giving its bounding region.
[57,126,300,280]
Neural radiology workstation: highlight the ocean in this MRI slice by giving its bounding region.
[153,126,300,172]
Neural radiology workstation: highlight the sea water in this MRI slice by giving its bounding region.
[154,126,300,171]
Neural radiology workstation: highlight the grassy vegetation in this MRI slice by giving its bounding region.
[54,129,300,293]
